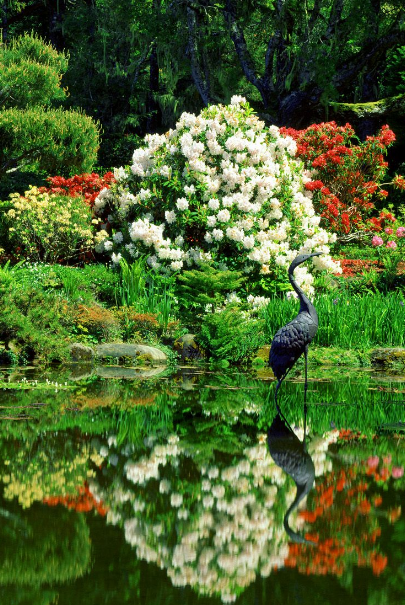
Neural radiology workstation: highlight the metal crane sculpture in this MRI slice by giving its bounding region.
[267,406,316,544]
[269,252,322,409]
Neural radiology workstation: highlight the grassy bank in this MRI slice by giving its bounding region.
[263,291,405,349]
[0,261,404,367]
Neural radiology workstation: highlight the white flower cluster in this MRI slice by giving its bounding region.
[95,98,341,298]
[89,428,339,603]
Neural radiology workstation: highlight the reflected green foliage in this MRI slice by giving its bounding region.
[114,392,175,445]
[0,502,91,586]
[0,367,404,603]
[0,587,57,605]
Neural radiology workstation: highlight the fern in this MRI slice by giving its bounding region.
[198,305,265,364]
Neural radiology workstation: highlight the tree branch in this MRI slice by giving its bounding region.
[308,0,323,31]
[325,0,345,40]
[334,29,405,91]
[186,6,212,106]
[130,44,152,94]
[223,0,272,107]
[329,93,405,119]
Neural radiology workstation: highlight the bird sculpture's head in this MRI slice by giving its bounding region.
[289,251,322,274]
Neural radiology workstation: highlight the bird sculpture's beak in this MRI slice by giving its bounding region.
[310,252,323,257]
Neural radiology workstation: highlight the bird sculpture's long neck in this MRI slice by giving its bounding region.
[284,479,315,544]
[288,265,313,315]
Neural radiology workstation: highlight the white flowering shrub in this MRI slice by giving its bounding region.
[95,97,341,297]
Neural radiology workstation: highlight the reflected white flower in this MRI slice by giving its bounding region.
[133,499,146,512]
[207,466,219,479]
[170,493,183,507]
[159,479,171,494]
[107,435,117,447]
[202,495,214,508]
[212,485,225,499]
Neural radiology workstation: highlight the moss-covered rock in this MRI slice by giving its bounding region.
[330,94,405,119]
[370,348,405,367]
[95,343,167,364]
[173,334,205,362]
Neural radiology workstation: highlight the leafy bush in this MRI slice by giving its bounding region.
[8,263,118,305]
[198,305,266,363]
[5,186,94,263]
[0,285,74,363]
[73,304,121,341]
[113,307,160,340]
[94,97,339,300]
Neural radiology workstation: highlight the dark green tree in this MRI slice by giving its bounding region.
[0,33,100,179]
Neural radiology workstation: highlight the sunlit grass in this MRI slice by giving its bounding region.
[263,291,405,348]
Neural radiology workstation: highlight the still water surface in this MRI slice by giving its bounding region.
[0,365,404,605]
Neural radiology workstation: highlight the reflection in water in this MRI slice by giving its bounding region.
[0,499,91,586]
[0,368,404,604]
[267,405,316,544]
[89,433,291,603]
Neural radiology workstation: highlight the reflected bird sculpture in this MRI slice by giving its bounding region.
[269,252,322,408]
[267,407,315,544]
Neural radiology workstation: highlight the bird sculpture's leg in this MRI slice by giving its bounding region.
[304,345,309,410]
[274,380,282,413]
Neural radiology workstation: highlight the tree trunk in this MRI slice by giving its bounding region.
[186,6,212,106]
[146,42,161,133]
[48,0,66,51]
[1,2,7,44]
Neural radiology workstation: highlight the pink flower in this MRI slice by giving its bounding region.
[372,236,384,247]
[396,226,405,238]
[392,466,404,479]
[383,455,392,464]
[367,456,379,469]
[386,240,397,249]
[385,227,393,235]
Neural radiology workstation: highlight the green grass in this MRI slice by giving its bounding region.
[263,291,405,348]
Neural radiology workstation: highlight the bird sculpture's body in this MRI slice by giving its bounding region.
[267,409,315,544]
[269,252,322,407]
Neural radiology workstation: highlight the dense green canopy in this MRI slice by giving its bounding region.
[2,0,405,166]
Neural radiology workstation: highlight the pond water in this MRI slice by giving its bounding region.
[0,364,405,605]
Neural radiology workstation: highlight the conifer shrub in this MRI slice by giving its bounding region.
[0,108,100,178]
[0,33,100,179]
[176,264,246,322]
